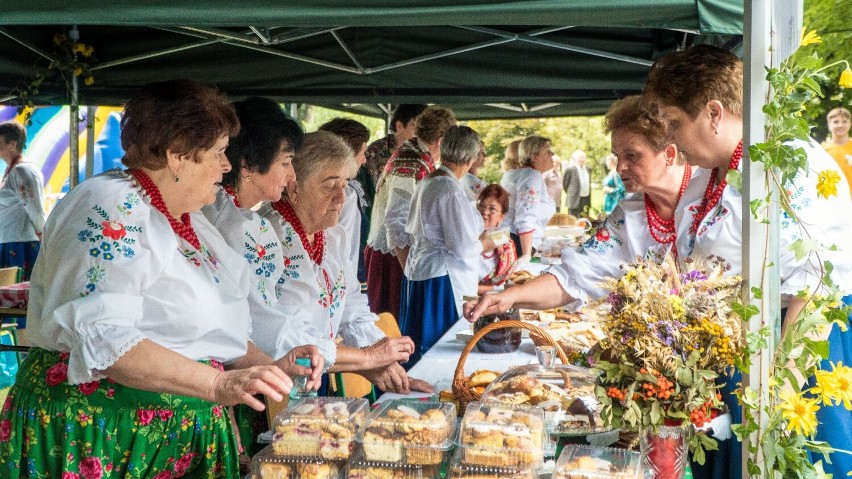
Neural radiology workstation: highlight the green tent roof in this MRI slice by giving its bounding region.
[0,1,743,119]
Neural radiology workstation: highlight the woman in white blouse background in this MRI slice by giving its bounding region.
[258,131,431,394]
[0,80,293,478]
[503,135,557,261]
[0,121,45,280]
[400,126,495,366]
[201,97,324,454]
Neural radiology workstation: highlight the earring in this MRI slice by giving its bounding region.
[174,175,180,183]
[715,129,719,135]
[245,175,252,181]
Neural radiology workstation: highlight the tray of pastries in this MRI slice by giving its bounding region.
[457,401,546,468]
[359,400,457,465]
[252,445,342,479]
[481,364,611,437]
[446,448,535,479]
[346,448,448,479]
[272,397,368,460]
[553,445,642,479]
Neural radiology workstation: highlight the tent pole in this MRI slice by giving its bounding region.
[69,25,80,189]
[85,106,96,180]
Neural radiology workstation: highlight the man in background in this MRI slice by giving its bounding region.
[562,149,591,217]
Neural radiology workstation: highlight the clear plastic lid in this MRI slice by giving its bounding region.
[481,359,610,437]
[359,400,457,465]
[271,397,369,460]
[251,445,343,479]
[345,448,448,479]
[446,448,535,479]
[554,445,642,479]
[457,401,546,468]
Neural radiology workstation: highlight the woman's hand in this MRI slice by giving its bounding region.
[275,345,325,392]
[211,366,292,411]
[463,291,515,323]
[361,363,411,393]
[364,336,415,369]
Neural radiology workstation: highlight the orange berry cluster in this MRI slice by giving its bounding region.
[689,400,714,428]
[606,387,625,401]
[639,368,675,400]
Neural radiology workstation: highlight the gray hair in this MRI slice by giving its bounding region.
[519,135,551,166]
[293,130,355,186]
[440,126,481,165]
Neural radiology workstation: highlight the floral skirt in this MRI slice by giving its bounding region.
[0,348,238,479]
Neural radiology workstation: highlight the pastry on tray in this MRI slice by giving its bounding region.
[272,397,367,460]
[458,402,545,468]
[361,401,455,465]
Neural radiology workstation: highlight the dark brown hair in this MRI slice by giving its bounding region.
[0,121,26,154]
[319,118,370,155]
[644,44,743,119]
[121,79,239,170]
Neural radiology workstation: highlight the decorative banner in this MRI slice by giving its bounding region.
[0,105,124,212]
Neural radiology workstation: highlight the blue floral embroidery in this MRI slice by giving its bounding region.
[327,270,346,321]
[78,192,143,296]
[583,220,625,255]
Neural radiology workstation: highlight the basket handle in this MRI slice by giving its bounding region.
[452,319,569,393]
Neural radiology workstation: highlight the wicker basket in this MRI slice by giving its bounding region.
[451,320,568,414]
[528,331,584,364]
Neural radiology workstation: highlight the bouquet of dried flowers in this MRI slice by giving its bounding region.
[591,255,743,463]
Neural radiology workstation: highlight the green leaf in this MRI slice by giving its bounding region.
[726,169,742,191]
[751,286,764,300]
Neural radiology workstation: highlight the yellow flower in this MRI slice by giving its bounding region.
[816,169,841,198]
[811,369,838,405]
[829,364,852,408]
[53,33,67,46]
[779,390,820,436]
[84,76,95,86]
[840,68,852,89]
[800,28,822,46]
[72,43,86,55]
[73,67,83,77]
[84,45,94,58]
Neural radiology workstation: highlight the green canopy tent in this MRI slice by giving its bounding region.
[0,0,742,120]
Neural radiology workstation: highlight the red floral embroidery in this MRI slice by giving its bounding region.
[212,405,223,418]
[77,380,100,396]
[2,396,11,412]
[78,456,104,479]
[0,419,11,442]
[595,228,611,242]
[152,471,172,479]
[101,221,127,240]
[416,169,427,181]
[45,362,68,386]
[106,387,115,398]
[62,473,81,479]
[256,244,266,258]
[158,409,174,421]
[137,409,155,426]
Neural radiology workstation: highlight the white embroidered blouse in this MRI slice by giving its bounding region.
[26,169,252,384]
[0,161,46,243]
[461,173,487,203]
[503,167,556,248]
[405,170,484,317]
[681,139,852,299]
[202,188,311,361]
[258,202,385,367]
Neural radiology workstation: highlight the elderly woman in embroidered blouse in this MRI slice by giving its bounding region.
[503,135,557,260]
[259,131,431,394]
[400,126,495,366]
[0,80,293,478]
[0,121,45,280]
[499,139,522,199]
[476,184,517,295]
[201,97,324,455]
[465,95,696,320]
[645,44,852,479]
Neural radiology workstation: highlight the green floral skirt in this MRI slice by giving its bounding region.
[0,348,239,479]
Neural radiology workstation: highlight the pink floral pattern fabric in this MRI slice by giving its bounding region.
[0,349,237,479]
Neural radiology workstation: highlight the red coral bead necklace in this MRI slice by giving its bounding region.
[223,185,242,208]
[689,140,743,235]
[129,168,201,251]
[645,164,693,245]
[272,199,325,265]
